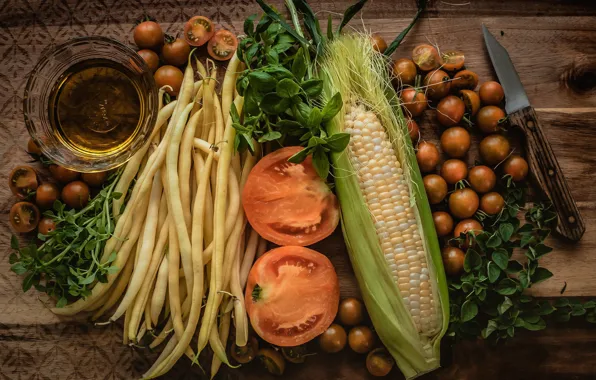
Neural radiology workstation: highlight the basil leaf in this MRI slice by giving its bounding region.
[295,102,312,124]
[486,233,502,248]
[255,0,310,46]
[326,133,350,152]
[499,223,514,241]
[291,47,307,80]
[463,249,482,272]
[523,318,546,331]
[496,278,518,295]
[11,262,27,275]
[531,267,553,284]
[11,235,18,250]
[264,66,293,80]
[260,93,290,115]
[80,273,96,285]
[505,260,523,274]
[491,248,509,270]
[55,297,68,308]
[276,78,301,98]
[256,14,272,34]
[481,320,498,338]
[276,120,304,134]
[266,49,279,64]
[22,273,35,292]
[307,107,323,130]
[487,262,500,283]
[461,300,478,322]
[312,147,330,179]
[538,301,556,316]
[532,243,553,258]
[244,14,257,36]
[497,296,513,315]
[248,71,277,92]
[301,79,324,97]
[288,147,311,164]
[258,131,282,143]
[321,92,343,122]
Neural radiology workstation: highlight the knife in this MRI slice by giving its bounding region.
[482,25,585,241]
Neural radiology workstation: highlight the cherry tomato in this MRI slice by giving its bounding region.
[207,29,238,61]
[154,65,184,96]
[503,155,529,181]
[400,88,428,117]
[38,217,57,235]
[453,219,483,249]
[423,174,448,204]
[480,192,505,215]
[440,159,468,185]
[184,16,215,47]
[10,202,40,233]
[366,348,395,377]
[27,138,42,155]
[162,37,191,67]
[371,33,387,53]
[392,58,417,87]
[231,336,258,364]
[243,147,339,246]
[245,246,340,347]
[49,164,80,183]
[476,106,506,134]
[35,182,60,209]
[416,142,440,173]
[338,297,365,326]
[424,70,451,100]
[441,50,465,71]
[412,44,441,71]
[436,95,465,127]
[440,126,471,158]
[133,21,164,50]
[61,181,90,209]
[137,49,159,73]
[433,211,454,237]
[319,324,347,353]
[479,81,505,105]
[81,171,108,187]
[348,326,376,354]
[467,165,496,194]
[258,348,285,376]
[451,69,479,92]
[479,134,510,165]
[406,118,419,143]
[442,247,465,276]
[282,345,310,364]
[449,188,479,219]
[459,89,481,117]
[9,166,38,199]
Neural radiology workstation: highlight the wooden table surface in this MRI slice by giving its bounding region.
[1,0,596,379]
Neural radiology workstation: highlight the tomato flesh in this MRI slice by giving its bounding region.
[184,16,214,47]
[242,146,339,246]
[245,246,340,347]
[207,30,238,61]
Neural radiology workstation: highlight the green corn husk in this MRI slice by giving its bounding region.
[320,34,449,379]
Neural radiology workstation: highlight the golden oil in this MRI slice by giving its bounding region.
[48,58,145,155]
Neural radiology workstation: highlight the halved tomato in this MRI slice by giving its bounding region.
[207,29,238,61]
[242,146,339,246]
[245,246,340,347]
[183,16,214,47]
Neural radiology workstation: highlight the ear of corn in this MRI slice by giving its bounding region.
[320,34,449,379]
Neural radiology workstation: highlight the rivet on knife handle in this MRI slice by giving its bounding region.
[510,106,585,241]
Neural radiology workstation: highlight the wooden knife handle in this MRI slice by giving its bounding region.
[509,106,585,241]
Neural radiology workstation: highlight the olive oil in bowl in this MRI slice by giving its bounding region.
[48,58,144,155]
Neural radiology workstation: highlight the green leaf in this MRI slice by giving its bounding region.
[312,147,330,179]
[533,243,553,258]
[586,311,596,323]
[584,300,596,309]
[9,253,18,264]
[11,262,27,275]
[266,49,279,64]
[258,131,282,143]
[107,266,119,275]
[276,78,301,98]
[491,249,509,270]
[247,71,277,92]
[261,93,291,115]
[337,0,369,34]
[288,147,311,164]
[326,133,350,153]
[499,223,514,241]
[571,304,586,317]
[496,278,518,295]
[520,233,534,247]
[106,251,117,264]
[461,300,478,322]
[255,0,310,46]
[498,296,513,315]
[487,262,500,283]
[554,298,570,308]
[55,297,67,308]
[80,273,96,285]
[22,273,35,292]
[244,14,257,36]
[301,79,324,97]
[327,14,333,40]
[321,92,343,123]
[11,235,19,250]
[307,107,323,130]
[486,233,502,248]
[506,260,523,274]
[523,318,546,331]
[463,249,482,272]
[291,47,307,80]
[531,267,553,284]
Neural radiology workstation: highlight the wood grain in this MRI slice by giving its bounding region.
[1,0,596,380]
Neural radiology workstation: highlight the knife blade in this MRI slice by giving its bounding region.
[482,25,585,241]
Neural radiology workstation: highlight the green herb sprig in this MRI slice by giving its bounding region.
[9,172,122,308]
[448,178,595,344]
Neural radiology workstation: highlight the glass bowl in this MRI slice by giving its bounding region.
[23,36,158,173]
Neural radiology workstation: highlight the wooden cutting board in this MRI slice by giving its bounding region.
[0,0,595,379]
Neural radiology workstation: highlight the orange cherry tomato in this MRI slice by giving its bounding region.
[436,96,465,127]
[184,16,215,46]
[440,159,468,185]
[207,29,238,61]
[459,90,481,117]
[154,65,184,96]
[479,81,505,106]
[423,174,448,204]
[476,105,506,134]
[9,166,38,199]
[400,88,428,117]
[449,188,479,219]
[393,58,417,87]
[245,246,340,347]
[451,70,479,92]
[242,146,340,246]
[467,165,497,194]
[480,192,505,215]
[441,50,465,71]
[479,134,510,166]
[440,126,471,158]
[406,118,420,143]
[423,69,451,100]
[10,202,40,233]
[412,44,441,71]
[433,211,454,237]
[503,155,529,181]
[442,247,465,276]
[416,142,440,173]
[137,49,159,73]
[370,33,387,53]
[133,21,164,50]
